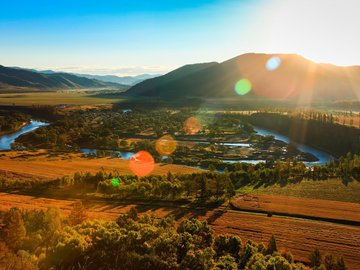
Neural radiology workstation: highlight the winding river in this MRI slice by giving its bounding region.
[253,127,331,166]
[0,120,331,166]
[0,120,48,151]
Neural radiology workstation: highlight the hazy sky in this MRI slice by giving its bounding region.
[1,0,359,76]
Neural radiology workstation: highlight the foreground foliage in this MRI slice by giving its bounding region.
[0,207,346,270]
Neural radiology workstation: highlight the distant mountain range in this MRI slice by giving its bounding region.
[126,53,360,103]
[0,66,128,92]
[72,73,161,86]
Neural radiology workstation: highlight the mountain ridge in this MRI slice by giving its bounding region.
[0,65,127,92]
[126,53,360,103]
[72,73,161,86]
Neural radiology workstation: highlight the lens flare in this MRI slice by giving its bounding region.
[234,79,252,95]
[129,151,155,177]
[266,56,281,71]
[183,116,202,135]
[111,178,120,187]
[155,135,177,156]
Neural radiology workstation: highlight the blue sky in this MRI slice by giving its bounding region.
[1,0,359,75]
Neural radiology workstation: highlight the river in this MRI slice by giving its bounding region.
[0,120,48,150]
[0,120,331,166]
[254,127,331,166]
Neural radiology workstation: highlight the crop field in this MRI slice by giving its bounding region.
[208,210,360,269]
[241,179,360,204]
[0,92,124,106]
[0,150,200,179]
[231,194,360,224]
[0,192,359,269]
[334,114,360,128]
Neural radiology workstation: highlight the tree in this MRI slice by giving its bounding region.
[3,208,26,250]
[214,255,237,270]
[0,243,37,270]
[166,156,174,164]
[266,235,277,255]
[324,254,347,270]
[324,254,336,270]
[214,235,241,258]
[128,206,139,221]
[69,201,87,226]
[209,164,216,171]
[336,256,347,270]
[309,248,322,268]
[199,176,208,200]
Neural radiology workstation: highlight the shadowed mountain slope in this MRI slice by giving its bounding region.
[126,53,360,103]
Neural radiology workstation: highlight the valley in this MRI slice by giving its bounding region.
[2,1,359,269]
[0,103,359,269]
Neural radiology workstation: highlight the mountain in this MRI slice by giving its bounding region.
[126,53,360,103]
[0,65,127,92]
[73,73,161,86]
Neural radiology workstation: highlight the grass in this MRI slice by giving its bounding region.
[240,179,360,204]
[0,92,125,106]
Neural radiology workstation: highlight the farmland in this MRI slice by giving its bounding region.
[0,150,200,180]
[0,192,359,269]
[242,179,360,204]
[0,92,124,106]
[231,194,360,224]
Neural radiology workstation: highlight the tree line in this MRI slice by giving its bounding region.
[242,112,360,157]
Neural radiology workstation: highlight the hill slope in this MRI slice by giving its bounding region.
[126,53,360,102]
[0,65,126,92]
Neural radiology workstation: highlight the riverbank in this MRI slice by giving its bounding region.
[0,120,29,136]
[0,118,330,167]
[0,120,48,151]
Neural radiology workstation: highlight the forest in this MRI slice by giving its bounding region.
[0,206,346,270]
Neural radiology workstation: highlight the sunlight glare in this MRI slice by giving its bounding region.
[183,117,202,135]
[266,56,281,71]
[234,79,252,96]
[111,178,120,187]
[129,151,155,177]
[155,135,177,156]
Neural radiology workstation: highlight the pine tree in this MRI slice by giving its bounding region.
[266,234,277,254]
[336,256,347,270]
[309,248,322,267]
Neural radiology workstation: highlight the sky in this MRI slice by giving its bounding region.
[0,0,359,76]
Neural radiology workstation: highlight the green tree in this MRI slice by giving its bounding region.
[214,255,238,270]
[214,235,241,258]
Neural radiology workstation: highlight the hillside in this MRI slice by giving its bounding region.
[126,53,360,102]
[0,65,126,92]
